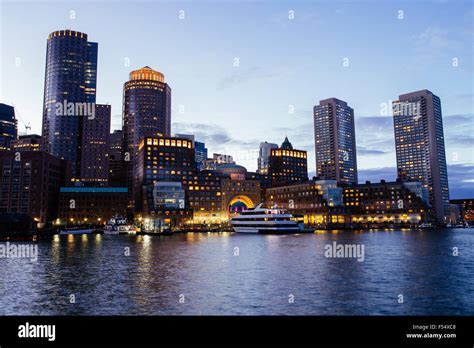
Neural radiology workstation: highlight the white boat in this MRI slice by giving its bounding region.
[229,204,304,234]
[59,227,94,235]
[104,216,135,235]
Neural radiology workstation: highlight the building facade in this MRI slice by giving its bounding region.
[203,153,235,171]
[122,66,171,192]
[393,90,450,224]
[343,180,429,226]
[58,187,128,225]
[0,103,17,151]
[41,30,98,178]
[108,130,123,186]
[80,104,110,184]
[257,141,278,174]
[450,199,474,224]
[187,170,224,224]
[269,137,308,186]
[265,180,346,227]
[0,151,70,225]
[313,98,358,185]
[11,134,41,152]
[135,136,195,213]
[174,134,208,171]
[195,141,208,171]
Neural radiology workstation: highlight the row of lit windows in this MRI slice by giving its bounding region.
[146,138,192,148]
[272,150,307,158]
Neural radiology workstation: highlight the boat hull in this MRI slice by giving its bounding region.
[59,229,93,235]
[232,226,303,234]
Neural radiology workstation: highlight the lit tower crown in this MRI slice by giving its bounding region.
[129,66,165,82]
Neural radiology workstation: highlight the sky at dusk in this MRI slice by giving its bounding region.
[1,0,473,197]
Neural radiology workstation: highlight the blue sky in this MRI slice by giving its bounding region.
[1,0,473,197]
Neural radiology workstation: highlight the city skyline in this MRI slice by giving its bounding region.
[1,1,472,198]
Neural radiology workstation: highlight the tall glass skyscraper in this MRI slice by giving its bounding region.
[41,30,98,178]
[393,90,450,224]
[122,66,171,203]
[0,103,17,151]
[313,98,358,185]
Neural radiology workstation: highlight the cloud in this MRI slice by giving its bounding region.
[172,121,261,167]
[414,26,464,53]
[446,163,474,199]
[357,146,388,156]
[443,114,474,148]
[172,122,233,145]
[355,116,395,157]
[217,66,281,90]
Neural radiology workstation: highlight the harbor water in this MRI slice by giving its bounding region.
[0,228,473,315]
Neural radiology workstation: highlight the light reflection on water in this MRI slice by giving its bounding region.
[0,229,473,315]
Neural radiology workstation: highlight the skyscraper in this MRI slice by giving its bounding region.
[41,30,98,178]
[122,66,171,193]
[392,89,450,224]
[80,104,111,184]
[313,98,358,185]
[257,141,278,174]
[0,103,17,151]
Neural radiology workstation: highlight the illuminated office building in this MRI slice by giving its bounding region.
[0,103,17,151]
[41,30,98,177]
[393,90,449,224]
[11,135,42,152]
[313,98,358,185]
[269,137,308,186]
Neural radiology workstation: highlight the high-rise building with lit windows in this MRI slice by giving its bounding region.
[0,103,17,151]
[11,134,42,152]
[135,136,194,212]
[392,89,449,225]
[80,104,111,184]
[41,30,98,178]
[269,137,308,186]
[108,130,123,186]
[313,98,358,185]
[122,66,172,200]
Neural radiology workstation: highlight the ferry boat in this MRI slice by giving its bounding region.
[104,216,135,235]
[229,204,305,234]
[59,227,94,235]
